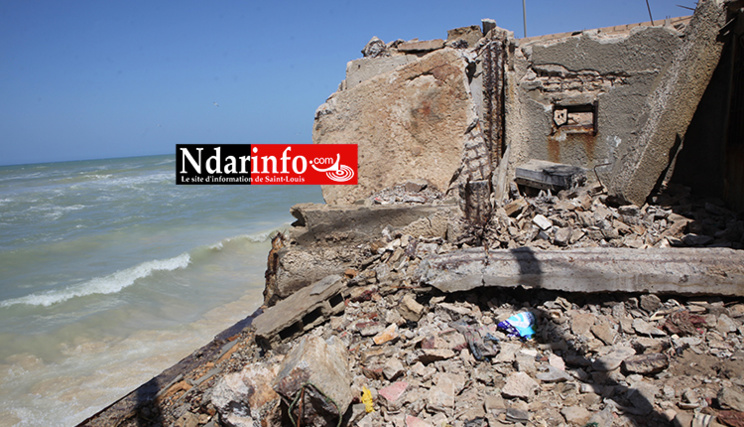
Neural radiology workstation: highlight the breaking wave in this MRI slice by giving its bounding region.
[0,253,191,308]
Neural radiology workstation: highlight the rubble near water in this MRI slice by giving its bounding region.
[80,183,744,427]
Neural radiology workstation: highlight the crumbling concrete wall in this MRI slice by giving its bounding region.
[607,0,727,205]
[504,23,686,196]
[313,1,731,209]
[313,32,491,206]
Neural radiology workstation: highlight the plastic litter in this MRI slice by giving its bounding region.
[361,386,374,413]
[497,311,536,339]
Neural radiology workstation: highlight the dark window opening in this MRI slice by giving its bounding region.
[552,101,598,135]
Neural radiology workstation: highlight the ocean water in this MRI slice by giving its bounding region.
[0,155,323,426]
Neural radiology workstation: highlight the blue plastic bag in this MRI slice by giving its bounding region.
[497,311,536,339]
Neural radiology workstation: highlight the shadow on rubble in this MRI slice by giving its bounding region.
[451,246,665,426]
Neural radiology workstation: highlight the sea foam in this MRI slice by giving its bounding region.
[0,253,191,308]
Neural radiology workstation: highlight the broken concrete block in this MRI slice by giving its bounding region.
[345,55,418,89]
[632,318,666,336]
[504,198,527,217]
[561,405,592,426]
[416,348,455,364]
[532,214,552,230]
[718,385,744,412]
[211,363,279,426]
[273,336,352,426]
[383,357,405,381]
[515,159,586,191]
[378,381,408,410]
[254,275,347,349]
[553,226,571,246]
[405,415,434,427]
[397,39,445,52]
[501,372,538,400]
[398,294,425,322]
[481,18,497,36]
[361,36,388,58]
[446,25,483,48]
[622,353,669,375]
[592,346,636,371]
[373,324,399,345]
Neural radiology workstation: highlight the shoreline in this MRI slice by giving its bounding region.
[77,308,264,426]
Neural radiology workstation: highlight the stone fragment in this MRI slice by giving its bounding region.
[626,381,657,415]
[633,318,666,336]
[383,357,406,381]
[417,348,455,364]
[373,324,399,345]
[729,304,744,318]
[554,227,571,246]
[592,346,636,371]
[273,336,352,426]
[405,415,434,427]
[504,198,527,217]
[548,354,566,371]
[362,36,388,58]
[357,321,385,337]
[591,319,616,345]
[379,381,408,408]
[427,375,456,413]
[717,313,738,334]
[532,214,552,230]
[515,349,537,375]
[501,372,538,400]
[446,25,483,48]
[631,337,669,354]
[211,363,279,426]
[718,386,744,412]
[640,294,662,312]
[398,294,425,322]
[536,365,572,383]
[561,405,592,426]
[505,407,530,423]
[572,313,596,336]
[622,353,669,375]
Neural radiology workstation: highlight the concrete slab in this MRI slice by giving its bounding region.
[416,247,744,296]
[254,275,348,349]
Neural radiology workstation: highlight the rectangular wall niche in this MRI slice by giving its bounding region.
[552,101,598,135]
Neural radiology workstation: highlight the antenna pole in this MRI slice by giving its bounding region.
[522,0,527,37]
[645,0,655,25]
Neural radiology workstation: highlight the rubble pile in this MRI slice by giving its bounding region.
[318,284,744,427]
[481,184,744,250]
[80,185,744,427]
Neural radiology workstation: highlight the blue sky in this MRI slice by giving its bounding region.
[1,0,693,166]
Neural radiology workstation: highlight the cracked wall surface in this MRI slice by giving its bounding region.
[503,25,686,192]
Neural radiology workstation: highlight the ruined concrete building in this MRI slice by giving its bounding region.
[313,0,744,212]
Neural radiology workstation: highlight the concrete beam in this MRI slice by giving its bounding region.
[289,203,460,244]
[608,0,727,205]
[416,247,744,296]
